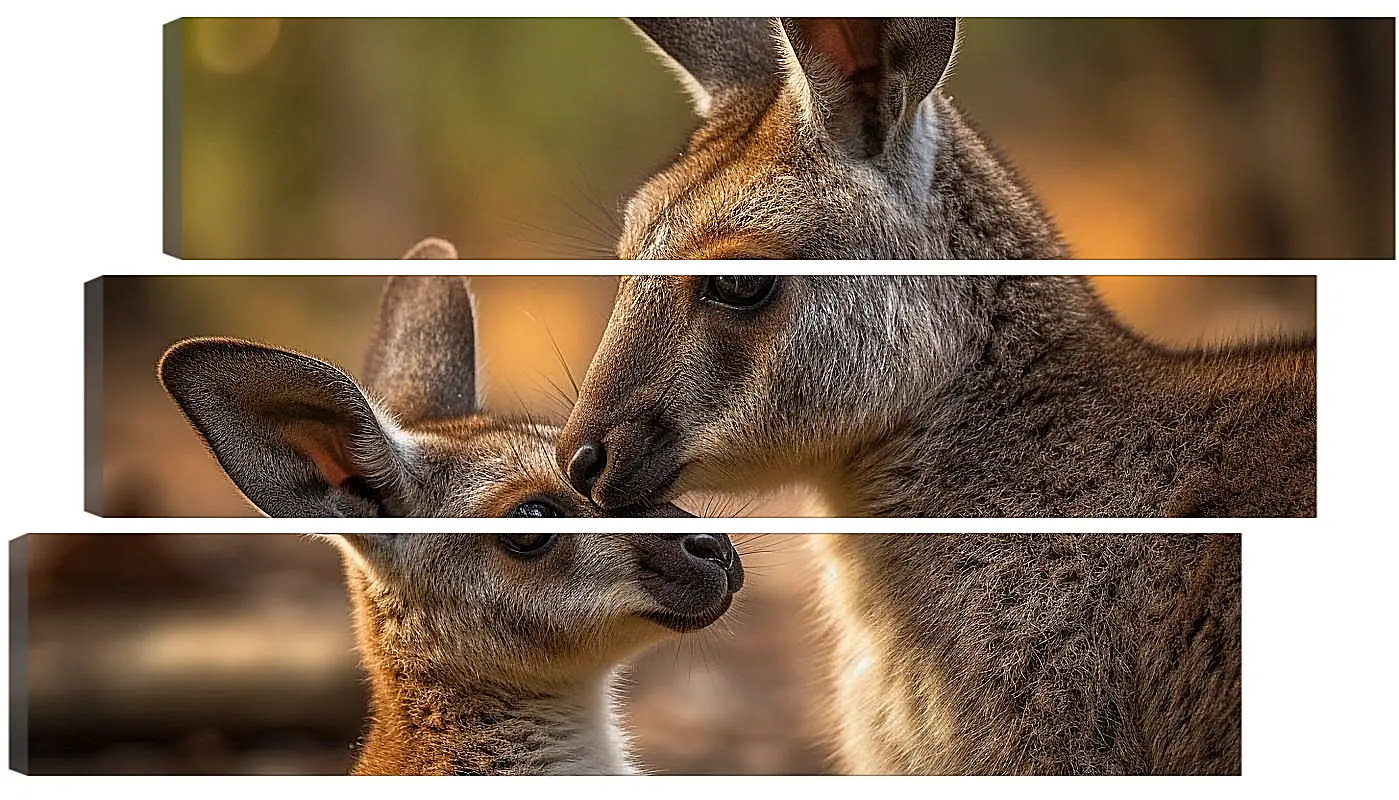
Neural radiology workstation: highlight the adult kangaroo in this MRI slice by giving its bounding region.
[557,19,1314,516]
[809,533,1241,774]
[557,275,1315,517]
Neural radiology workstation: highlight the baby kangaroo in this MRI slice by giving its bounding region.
[159,239,675,518]
[324,533,743,774]
[558,276,1315,517]
[809,534,1240,775]
[617,17,1067,258]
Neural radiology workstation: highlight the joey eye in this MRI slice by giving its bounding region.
[506,499,565,518]
[498,533,558,558]
[704,276,777,309]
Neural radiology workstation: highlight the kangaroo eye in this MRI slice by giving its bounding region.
[497,533,558,557]
[704,276,777,309]
[506,500,564,518]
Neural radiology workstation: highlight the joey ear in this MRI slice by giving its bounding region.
[361,275,479,425]
[778,17,959,158]
[158,338,419,517]
[402,237,458,260]
[628,18,779,115]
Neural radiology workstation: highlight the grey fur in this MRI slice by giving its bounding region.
[809,534,1241,775]
[157,338,417,516]
[558,275,1316,517]
[618,17,1067,259]
[402,236,458,260]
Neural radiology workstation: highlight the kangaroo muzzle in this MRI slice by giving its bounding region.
[559,420,684,510]
[567,440,606,497]
[636,533,745,633]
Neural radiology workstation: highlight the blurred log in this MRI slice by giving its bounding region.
[26,602,365,757]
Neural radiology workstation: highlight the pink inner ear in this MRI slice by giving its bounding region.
[803,18,884,79]
[282,420,359,487]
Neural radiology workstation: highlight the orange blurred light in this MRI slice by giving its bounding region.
[194,18,281,76]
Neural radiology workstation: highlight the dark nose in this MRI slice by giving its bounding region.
[682,534,744,592]
[682,534,731,567]
[567,441,606,498]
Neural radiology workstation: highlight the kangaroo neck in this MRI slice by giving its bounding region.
[353,666,630,775]
[822,276,1145,517]
[922,96,1070,259]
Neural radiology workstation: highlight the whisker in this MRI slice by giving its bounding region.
[539,323,581,401]
[500,216,617,259]
[561,152,624,237]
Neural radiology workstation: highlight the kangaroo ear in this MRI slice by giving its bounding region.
[778,17,959,158]
[361,275,479,425]
[402,237,458,260]
[159,339,419,517]
[628,18,779,115]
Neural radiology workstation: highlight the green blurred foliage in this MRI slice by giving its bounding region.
[175,17,1394,259]
[179,18,691,258]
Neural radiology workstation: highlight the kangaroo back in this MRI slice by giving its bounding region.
[810,534,1241,775]
[619,17,1067,259]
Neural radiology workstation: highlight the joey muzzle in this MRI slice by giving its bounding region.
[638,533,744,633]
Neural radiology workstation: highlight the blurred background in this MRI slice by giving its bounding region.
[93,275,1316,517]
[169,18,1394,259]
[18,533,830,775]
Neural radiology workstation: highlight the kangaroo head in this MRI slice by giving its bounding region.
[618,18,1062,258]
[159,239,682,518]
[556,275,993,509]
[326,533,744,688]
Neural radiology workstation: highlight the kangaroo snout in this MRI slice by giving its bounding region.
[559,419,682,510]
[566,440,606,497]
